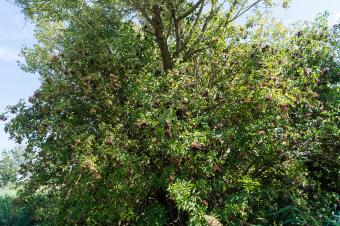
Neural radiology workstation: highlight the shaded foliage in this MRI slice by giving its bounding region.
[0,195,35,226]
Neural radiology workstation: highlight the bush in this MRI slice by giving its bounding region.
[3,0,339,225]
[0,195,34,226]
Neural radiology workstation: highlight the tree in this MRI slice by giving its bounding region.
[0,146,25,187]
[3,0,339,225]
[123,0,278,70]
[15,0,290,71]
[0,151,17,187]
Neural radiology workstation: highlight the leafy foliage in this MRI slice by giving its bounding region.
[0,194,35,226]
[2,0,339,225]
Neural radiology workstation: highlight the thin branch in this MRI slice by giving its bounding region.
[167,0,182,52]
[129,0,154,26]
[177,0,205,21]
[181,1,221,60]
[165,17,173,39]
[174,0,206,58]
[183,47,209,62]
[205,0,263,45]
[231,0,262,22]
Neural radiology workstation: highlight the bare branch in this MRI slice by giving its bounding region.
[129,0,154,25]
[173,0,206,57]
[167,0,182,52]
[181,1,221,60]
[177,0,205,21]
[231,0,263,22]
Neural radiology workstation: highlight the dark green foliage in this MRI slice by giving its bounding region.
[0,195,34,226]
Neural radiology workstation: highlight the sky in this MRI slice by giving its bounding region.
[0,0,340,151]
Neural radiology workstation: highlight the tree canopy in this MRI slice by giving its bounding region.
[2,0,339,225]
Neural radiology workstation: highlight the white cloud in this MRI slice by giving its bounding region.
[0,47,21,62]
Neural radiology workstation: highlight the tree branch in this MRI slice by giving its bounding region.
[173,0,206,58]
[181,1,221,61]
[231,0,262,22]
[167,0,182,53]
[129,0,154,25]
[151,4,172,70]
[177,0,205,21]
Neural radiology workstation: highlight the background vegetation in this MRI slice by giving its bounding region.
[0,146,35,226]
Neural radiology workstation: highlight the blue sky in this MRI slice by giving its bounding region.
[0,0,340,150]
[0,0,40,151]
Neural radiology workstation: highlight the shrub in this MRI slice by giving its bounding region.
[0,195,34,226]
[3,0,339,225]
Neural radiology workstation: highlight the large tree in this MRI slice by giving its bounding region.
[3,0,339,225]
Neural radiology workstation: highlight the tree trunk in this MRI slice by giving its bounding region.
[152,4,172,71]
[156,36,172,71]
